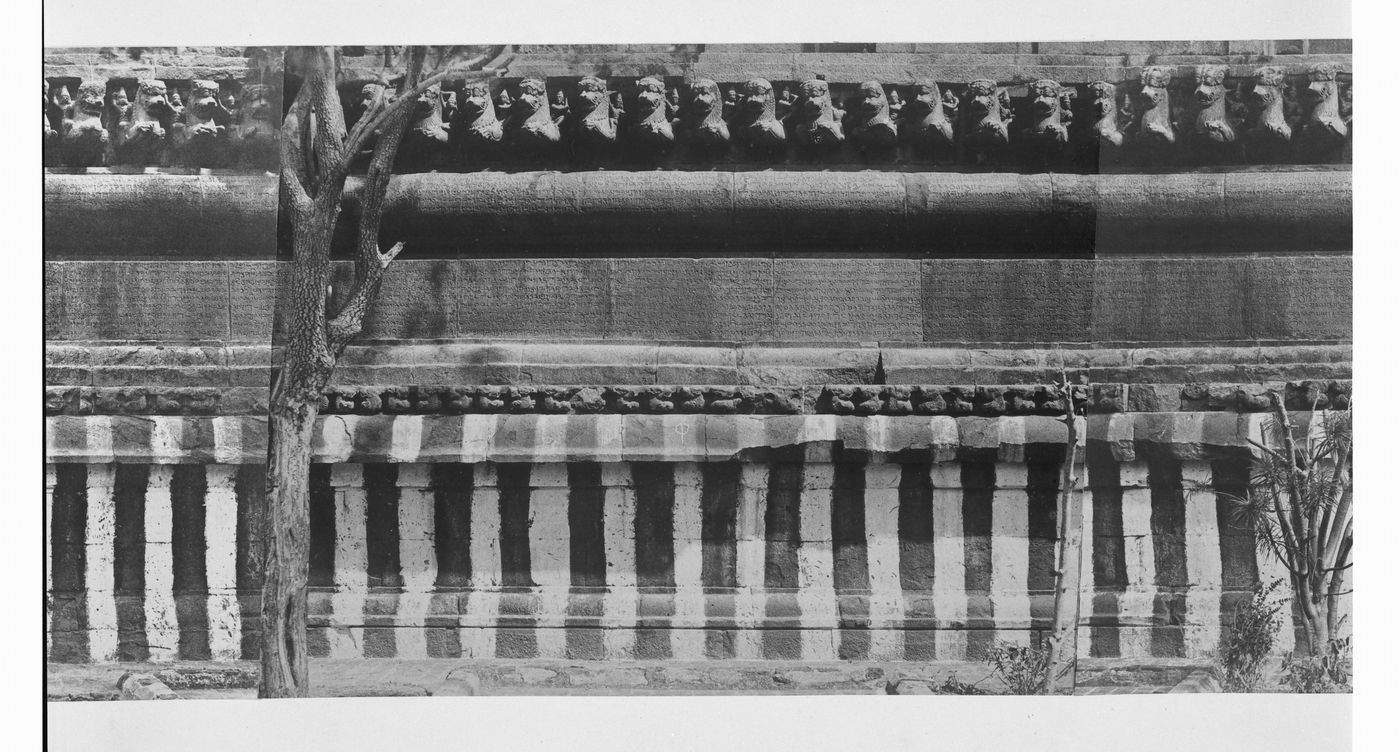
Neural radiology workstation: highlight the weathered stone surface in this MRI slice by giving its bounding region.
[922,259,1094,343]
[117,672,177,700]
[44,174,278,258]
[46,262,232,341]
[328,260,456,340]
[459,259,609,339]
[771,260,921,341]
[609,259,774,341]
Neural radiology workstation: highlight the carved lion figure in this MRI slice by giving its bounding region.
[61,81,110,168]
[846,80,897,161]
[115,79,174,165]
[789,78,845,158]
[504,78,562,158]
[730,78,786,159]
[677,77,730,160]
[898,81,957,161]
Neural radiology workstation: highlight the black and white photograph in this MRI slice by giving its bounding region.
[34,1,1376,749]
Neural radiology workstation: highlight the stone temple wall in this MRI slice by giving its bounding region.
[44,44,1352,664]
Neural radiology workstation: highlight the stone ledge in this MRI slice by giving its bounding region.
[43,170,1352,257]
[44,411,1341,464]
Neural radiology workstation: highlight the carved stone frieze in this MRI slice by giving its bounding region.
[897,81,957,162]
[114,79,173,166]
[845,81,898,162]
[60,82,110,168]
[960,79,1013,163]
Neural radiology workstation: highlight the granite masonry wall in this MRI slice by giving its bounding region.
[44,45,1352,663]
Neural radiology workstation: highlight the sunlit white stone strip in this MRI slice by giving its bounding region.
[318,416,358,464]
[461,464,501,658]
[328,464,367,659]
[991,463,1031,645]
[671,462,707,660]
[1180,461,1222,658]
[1118,462,1157,658]
[460,416,494,464]
[395,464,436,659]
[798,462,837,660]
[204,465,242,661]
[46,464,56,655]
[529,464,571,659]
[864,463,905,661]
[389,415,424,463]
[1078,418,1107,660]
[149,417,184,464]
[601,463,638,659]
[534,415,570,464]
[733,462,769,660]
[85,464,118,662]
[86,415,114,464]
[143,465,179,662]
[212,416,242,465]
[930,462,968,660]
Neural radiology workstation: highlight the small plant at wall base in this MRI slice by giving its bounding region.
[1212,578,1284,692]
[1283,633,1352,693]
[1220,394,1353,661]
[984,639,1068,695]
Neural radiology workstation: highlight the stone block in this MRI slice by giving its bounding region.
[731,172,905,252]
[458,258,609,339]
[46,262,232,341]
[922,259,1094,343]
[737,347,879,386]
[609,258,774,341]
[328,260,455,339]
[771,259,921,342]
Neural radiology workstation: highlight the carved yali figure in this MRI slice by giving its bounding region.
[1024,79,1074,145]
[1245,66,1293,163]
[1189,64,1243,163]
[504,78,562,159]
[730,78,786,159]
[846,80,898,162]
[568,75,620,163]
[115,79,174,166]
[626,76,676,159]
[43,80,61,166]
[174,79,233,167]
[789,78,845,159]
[61,82,111,168]
[107,86,132,133]
[677,77,730,160]
[1135,66,1177,151]
[898,81,957,162]
[452,81,505,166]
[234,84,279,170]
[1087,81,1125,147]
[1299,62,1349,161]
[396,84,452,172]
[960,78,1013,163]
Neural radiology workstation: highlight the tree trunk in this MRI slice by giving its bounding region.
[1046,397,1083,694]
[257,197,339,699]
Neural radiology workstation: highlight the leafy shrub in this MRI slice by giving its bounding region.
[1213,579,1285,692]
[1283,635,1353,693]
[983,639,1062,695]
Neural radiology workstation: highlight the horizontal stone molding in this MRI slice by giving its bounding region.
[43,171,1352,257]
[43,381,1353,417]
[45,411,1343,464]
[44,342,1354,391]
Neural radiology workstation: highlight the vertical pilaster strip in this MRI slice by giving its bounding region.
[113,465,149,662]
[46,464,56,656]
[798,462,837,661]
[632,462,676,659]
[733,463,769,660]
[962,459,995,659]
[1180,461,1222,657]
[864,462,905,660]
[362,464,401,657]
[929,463,967,660]
[1086,441,1126,658]
[462,463,501,659]
[991,463,1031,646]
[831,461,869,660]
[1118,462,1157,658]
[329,463,367,659]
[430,463,472,659]
[529,463,571,659]
[601,462,638,659]
[85,464,119,662]
[762,462,802,660]
[700,462,741,659]
[396,463,437,660]
[898,463,935,660]
[565,462,605,660]
[50,465,88,662]
[494,462,537,658]
[671,462,707,660]
[234,464,266,659]
[204,465,242,661]
[143,465,179,662]
[1148,452,1188,657]
[1077,454,1096,660]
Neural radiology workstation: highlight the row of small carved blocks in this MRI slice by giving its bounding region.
[42,381,1352,416]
